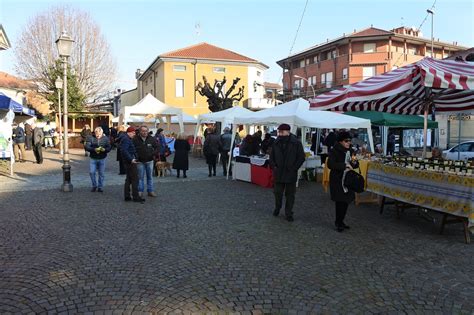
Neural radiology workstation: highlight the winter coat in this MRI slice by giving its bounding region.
[270,134,306,184]
[12,127,25,144]
[85,135,111,160]
[33,127,44,145]
[203,133,221,156]
[116,131,126,161]
[120,135,137,163]
[328,142,355,203]
[220,132,232,152]
[80,128,92,143]
[172,139,190,170]
[133,135,158,163]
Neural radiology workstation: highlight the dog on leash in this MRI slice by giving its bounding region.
[154,161,172,177]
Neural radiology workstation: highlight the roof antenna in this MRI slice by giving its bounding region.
[195,22,201,37]
[401,17,404,26]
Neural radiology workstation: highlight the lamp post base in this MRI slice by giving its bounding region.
[61,163,73,192]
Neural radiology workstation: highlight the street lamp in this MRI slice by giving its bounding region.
[293,75,316,99]
[55,31,74,192]
[55,77,63,156]
[427,9,434,58]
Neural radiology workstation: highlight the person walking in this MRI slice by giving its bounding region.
[12,123,26,163]
[85,127,111,192]
[327,131,355,232]
[80,125,92,157]
[220,127,233,176]
[43,121,54,150]
[24,122,33,151]
[32,123,44,164]
[203,127,221,177]
[115,125,126,175]
[133,126,158,198]
[121,126,144,203]
[173,133,191,178]
[270,124,305,222]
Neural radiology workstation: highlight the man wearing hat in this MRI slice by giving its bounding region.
[270,123,306,222]
[120,126,145,203]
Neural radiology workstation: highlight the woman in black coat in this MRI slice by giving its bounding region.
[328,131,355,232]
[115,126,126,175]
[173,134,191,178]
[203,127,221,177]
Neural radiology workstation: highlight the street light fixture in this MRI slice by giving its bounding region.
[55,31,74,192]
[293,74,316,99]
[55,77,63,156]
[426,9,434,58]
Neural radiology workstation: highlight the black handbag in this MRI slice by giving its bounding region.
[344,170,365,193]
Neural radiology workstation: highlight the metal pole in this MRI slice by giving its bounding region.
[430,13,434,58]
[58,89,63,155]
[422,102,428,158]
[457,113,462,160]
[62,56,73,192]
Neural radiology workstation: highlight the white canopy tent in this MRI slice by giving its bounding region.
[113,112,197,124]
[119,93,184,132]
[193,106,254,142]
[227,98,375,178]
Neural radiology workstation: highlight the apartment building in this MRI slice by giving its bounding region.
[277,26,468,99]
[136,43,270,116]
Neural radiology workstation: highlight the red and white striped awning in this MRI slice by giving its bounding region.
[309,58,474,114]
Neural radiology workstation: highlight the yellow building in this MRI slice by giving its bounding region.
[136,43,269,116]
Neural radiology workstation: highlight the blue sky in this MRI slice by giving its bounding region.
[1,0,473,91]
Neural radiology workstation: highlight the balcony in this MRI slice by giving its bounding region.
[244,97,281,110]
[350,52,389,65]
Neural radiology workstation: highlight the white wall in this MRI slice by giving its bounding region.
[247,65,266,100]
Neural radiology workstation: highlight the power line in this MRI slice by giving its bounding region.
[277,0,310,85]
[392,0,437,67]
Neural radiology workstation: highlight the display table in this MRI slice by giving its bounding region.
[233,155,272,188]
[366,161,474,242]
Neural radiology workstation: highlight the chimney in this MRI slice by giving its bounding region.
[135,69,144,79]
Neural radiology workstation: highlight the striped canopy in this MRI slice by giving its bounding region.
[309,58,474,114]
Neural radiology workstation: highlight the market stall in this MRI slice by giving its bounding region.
[230,98,375,184]
[119,93,184,133]
[366,159,473,243]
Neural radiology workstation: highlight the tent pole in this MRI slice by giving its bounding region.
[458,113,462,160]
[315,128,321,155]
[422,102,429,158]
[227,125,236,180]
[192,120,200,151]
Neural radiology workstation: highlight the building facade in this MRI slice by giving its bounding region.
[0,24,11,51]
[136,42,271,116]
[277,26,468,100]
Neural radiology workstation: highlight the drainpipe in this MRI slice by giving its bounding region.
[193,59,197,105]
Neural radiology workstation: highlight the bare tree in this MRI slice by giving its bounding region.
[14,6,117,102]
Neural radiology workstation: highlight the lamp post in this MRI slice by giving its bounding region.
[427,9,434,58]
[55,77,63,155]
[55,31,74,192]
[293,75,315,99]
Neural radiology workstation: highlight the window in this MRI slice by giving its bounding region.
[321,72,333,88]
[294,80,300,89]
[313,55,319,63]
[331,50,337,59]
[342,68,348,80]
[408,46,418,55]
[363,43,376,53]
[299,60,305,68]
[326,51,332,60]
[257,71,261,76]
[363,66,376,79]
[175,79,184,97]
[311,76,316,86]
[306,58,311,65]
[213,67,226,73]
[173,65,186,72]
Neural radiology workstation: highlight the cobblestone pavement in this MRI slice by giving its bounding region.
[1,149,474,314]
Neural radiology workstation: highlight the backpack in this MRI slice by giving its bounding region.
[344,170,365,193]
[49,128,55,136]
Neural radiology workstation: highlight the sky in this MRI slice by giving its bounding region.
[1,0,473,92]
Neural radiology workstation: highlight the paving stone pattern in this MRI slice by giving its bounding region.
[0,149,473,313]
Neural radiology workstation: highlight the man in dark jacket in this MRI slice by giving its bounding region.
[85,127,111,192]
[121,126,144,203]
[133,126,158,197]
[270,124,306,222]
[24,122,33,150]
[12,123,26,163]
[32,123,44,164]
[220,127,233,176]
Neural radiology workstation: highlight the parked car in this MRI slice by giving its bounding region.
[442,141,474,161]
